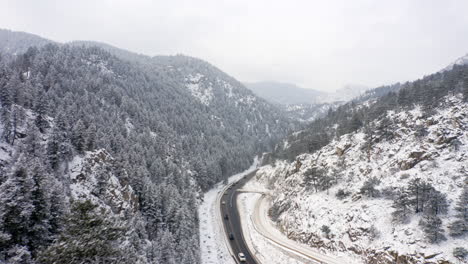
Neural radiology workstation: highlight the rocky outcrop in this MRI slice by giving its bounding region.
[399,151,431,170]
[69,149,139,215]
[336,143,352,156]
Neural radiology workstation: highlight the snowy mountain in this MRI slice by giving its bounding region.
[245,81,326,105]
[441,54,468,72]
[0,29,52,55]
[252,62,468,263]
[245,81,369,104]
[0,29,296,263]
[330,84,370,102]
[245,81,368,123]
[282,102,341,123]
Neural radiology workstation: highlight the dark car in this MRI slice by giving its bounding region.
[224,214,229,220]
[229,233,234,240]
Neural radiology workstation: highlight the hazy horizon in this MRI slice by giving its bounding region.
[1,0,468,91]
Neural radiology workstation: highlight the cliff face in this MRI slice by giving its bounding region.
[69,149,139,215]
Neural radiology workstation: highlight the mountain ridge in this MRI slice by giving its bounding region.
[0,29,295,264]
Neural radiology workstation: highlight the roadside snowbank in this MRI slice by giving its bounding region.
[237,192,311,264]
[199,158,258,264]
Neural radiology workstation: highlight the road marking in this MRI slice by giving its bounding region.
[230,189,236,208]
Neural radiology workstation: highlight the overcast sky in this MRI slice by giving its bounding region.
[1,0,468,91]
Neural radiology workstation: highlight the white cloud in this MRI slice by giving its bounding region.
[1,0,468,91]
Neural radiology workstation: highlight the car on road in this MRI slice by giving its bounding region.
[224,214,229,220]
[238,252,246,262]
[221,201,226,205]
[229,233,234,240]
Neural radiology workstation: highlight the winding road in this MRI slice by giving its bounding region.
[219,170,259,264]
[218,169,342,264]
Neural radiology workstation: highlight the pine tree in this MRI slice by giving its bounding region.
[5,245,34,264]
[397,88,410,107]
[86,123,97,151]
[453,247,467,261]
[46,131,60,170]
[1,107,12,144]
[23,124,42,159]
[463,77,468,102]
[71,119,86,154]
[449,187,467,237]
[408,178,432,213]
[320,175,333,194]
[392,189,412,224]
[27,160,52,254]
[349,113,363,132]
[424,189,449,216]
[158,229,177,264]
[360,177,380,198]
[304,167,324,192]
[0,167,34,250]
[9,105,25,146]
[419,214,446,244]
[38,200,128,264]
[0,72,17,108]
[362,124,374,161]
[34,91,49,133]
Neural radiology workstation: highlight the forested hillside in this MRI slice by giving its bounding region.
[272,64,468,161]
[255,62,468,263]
[0,30,295,263]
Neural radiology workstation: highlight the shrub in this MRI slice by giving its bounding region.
[336,189,350,200]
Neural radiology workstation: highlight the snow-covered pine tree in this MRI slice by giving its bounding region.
[449,187,467,237]
[34,90,49,133]
[38,200,129,264]
[419,214,446,244]
[392,188,412,224]
[0,167,34,254]
[71,119,86,154]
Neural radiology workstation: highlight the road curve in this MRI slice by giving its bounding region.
[252,195,343,264]
[219,171,259,264]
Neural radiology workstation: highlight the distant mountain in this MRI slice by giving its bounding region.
[441,53,468,72]
[245,81,369,105]
[244,81,326,105]
[280,102,342,123]
[0,29,52,55]
[330,83,369,101]
[245,81,368,123]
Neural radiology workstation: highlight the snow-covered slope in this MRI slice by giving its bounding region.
[441,54,468,72]
[68,149,139,216]
[0,28,52,55]
[282,102,342,122]
[253,94,468,264]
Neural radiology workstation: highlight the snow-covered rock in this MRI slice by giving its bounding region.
[254,95,468,264]
[69,149,139,216]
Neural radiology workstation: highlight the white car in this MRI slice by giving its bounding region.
[238,252,246,262]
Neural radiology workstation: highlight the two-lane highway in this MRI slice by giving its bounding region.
[220,171,259,264]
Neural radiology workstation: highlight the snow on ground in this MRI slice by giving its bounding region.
[237,192,312,264]
[199,157,258,264]
[237,178,358,264]
[185,73,214,105]
[253,95,468,263]
[68,149,138,216]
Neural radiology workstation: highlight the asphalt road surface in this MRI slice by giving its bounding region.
[220,170,258,264]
